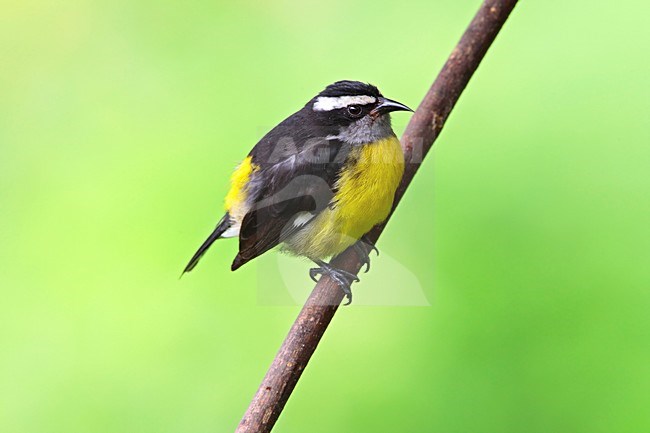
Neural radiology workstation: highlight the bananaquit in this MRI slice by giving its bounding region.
[183,80,412,303]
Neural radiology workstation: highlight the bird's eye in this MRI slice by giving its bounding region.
[347,105,363,117]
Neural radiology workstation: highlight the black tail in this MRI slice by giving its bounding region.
[182,215,231,274]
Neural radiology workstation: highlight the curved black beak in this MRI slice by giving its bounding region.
[370,97,414,117]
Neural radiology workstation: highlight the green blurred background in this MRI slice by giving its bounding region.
[1,0,649,432]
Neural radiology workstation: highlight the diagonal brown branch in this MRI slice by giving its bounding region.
[235,1,519,431]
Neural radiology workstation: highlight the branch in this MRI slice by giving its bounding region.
[235,1,519,431]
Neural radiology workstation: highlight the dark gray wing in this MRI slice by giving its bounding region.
[232,132,351,270]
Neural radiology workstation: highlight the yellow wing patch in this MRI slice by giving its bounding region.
[224,156,258,212]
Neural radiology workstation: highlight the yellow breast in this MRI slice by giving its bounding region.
[284,135,405,259]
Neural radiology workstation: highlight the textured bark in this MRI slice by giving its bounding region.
[235,1,519,431]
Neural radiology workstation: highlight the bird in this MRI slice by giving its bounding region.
[183,80,412,303]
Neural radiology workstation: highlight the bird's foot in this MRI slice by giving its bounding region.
[353,243,372,273]
[353,236,380,273]
[309,260,360,305]
[361,235,379,256]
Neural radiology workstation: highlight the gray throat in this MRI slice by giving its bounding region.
[328,115,394,145]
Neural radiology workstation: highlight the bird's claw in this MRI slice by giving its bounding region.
[354,237,379,273]
[309,267,320,283]
[309,262,360,305]
[353,243,372,273]
[361,235,379,257]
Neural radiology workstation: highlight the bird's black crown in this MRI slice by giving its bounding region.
[318,80,382,98]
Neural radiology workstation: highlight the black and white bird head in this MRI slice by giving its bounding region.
[307,80,413,144]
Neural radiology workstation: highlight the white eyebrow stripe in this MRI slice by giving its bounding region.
[313,95,377,111]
